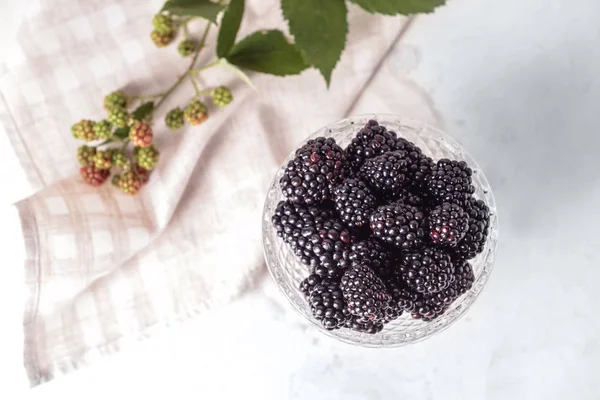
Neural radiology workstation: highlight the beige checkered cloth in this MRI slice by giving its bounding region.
[0,0,407,387]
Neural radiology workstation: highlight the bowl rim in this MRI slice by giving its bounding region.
[261,113,499,347]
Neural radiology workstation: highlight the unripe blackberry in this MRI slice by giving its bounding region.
[211,86,233,108]
[93,120,112,139]
[112,150,131,171]
[178,39,195,57]
[118,170,143,196]
[93,150,113,170]
[184,100,208,125]
[129,121,153,147]
[80,165,110,187]
[108,106,129,129]
[103,91,127,111]
[151,30,174,47]
[71,120,97,141]
[152,13,174,35]
[136,145,159,171]
[77,145,96,166]
[165,108,185,130]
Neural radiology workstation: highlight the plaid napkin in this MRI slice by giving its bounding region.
[0,0,406,386]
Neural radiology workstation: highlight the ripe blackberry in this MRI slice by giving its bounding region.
[300,274,349,330]
[369,203,426,249]
[428,202,469,247]
[280,137,349,205]
[400,246,454,295]
[333,178,377,228]
[346,239,395,276]
[344,316,384,334]
[340,264,392,323]
[271,201,350,278]
[359,151,412,197]
[395,187,425,207]
[394,138,434,190]
[455,197,490,260]
[345,120,398,170]
[425,158,475,206]
[451,258,475,295]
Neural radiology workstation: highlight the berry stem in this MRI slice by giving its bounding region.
[190,74,202,97]
[189,59,221,74]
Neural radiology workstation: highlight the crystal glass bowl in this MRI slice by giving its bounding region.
[262,114,498,347]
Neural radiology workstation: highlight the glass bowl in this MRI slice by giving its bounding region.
[261,114,499,347]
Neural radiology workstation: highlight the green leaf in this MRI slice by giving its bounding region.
[348,0,446,15]
[162,0,227,23]
[217,0,245,58]
[114,127,129,139]
[281,0,348,85]
[132,102,154,122]
[226,30,308,76]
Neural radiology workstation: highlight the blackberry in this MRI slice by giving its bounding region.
[80,165,110,187]
[92,120,113,139]
[395,187,425,207]
[369,203,426,249]
[136,145,159,171]
[346,239,395,276]
[300,274,349,330]
[165,108,185,130]
[399,246,455,295]
[344,120,398,170]
[333,178,377,228]
[280,137,349,205]
[451,258,475,295]
[104,91,127,111]
[211,86,233,108]
[455,197,490,260]
[428,202,469,247]
[340,264,392,323]
[77,145,96,166]
[360,151,412,197]
[152,13,174,35]
[425,158,475,206]
[71,120,97,141]
[184,100,209,125]
[108,106,129,129]
[344,316,384,334]
[271,201,350,277]
[151,30,174,47]
[178,39,196,57]
[129,122,153,148]
[394,137,434,190]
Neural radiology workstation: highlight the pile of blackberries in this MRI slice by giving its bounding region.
[272,120,490,333]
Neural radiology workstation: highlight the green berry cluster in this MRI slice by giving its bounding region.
[135,145,160,171]
[151,14,175,48]
[165,108,185,130]
[72,120,97,142]
[93,120,113,139]
[184,100,209,126]
[211,86,233,108]
[104,91,127,110]
[108,106,130,128]
[178,40,195,57]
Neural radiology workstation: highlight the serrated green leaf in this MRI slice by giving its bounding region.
[114,127,129,139]
[348,0,446,15]
[132,102,154,122]
[217,0,245,58]
[226,30,308,76]
[281,0,347,85]
[162,0,226,23]
[161,1,173,12]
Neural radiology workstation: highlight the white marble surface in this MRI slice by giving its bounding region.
[2,0,600,398]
